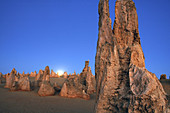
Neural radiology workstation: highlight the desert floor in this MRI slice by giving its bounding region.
[0,78,96,113]
[0,78,169,113]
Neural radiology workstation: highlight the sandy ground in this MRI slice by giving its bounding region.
[0,78,96,113]
[0,78,169,113]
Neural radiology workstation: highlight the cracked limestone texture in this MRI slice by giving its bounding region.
[95,0,168,112]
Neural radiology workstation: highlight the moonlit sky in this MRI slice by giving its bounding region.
[0,0,170,79]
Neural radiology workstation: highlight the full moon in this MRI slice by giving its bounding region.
[57,70,64,76]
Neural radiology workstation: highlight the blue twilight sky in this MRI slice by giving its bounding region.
[0,0,170,79]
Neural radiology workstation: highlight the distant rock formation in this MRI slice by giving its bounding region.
[10,71,31,91]
[10,75,31,91]
[95,0,168,112]
[63,72,68,79]
[79,61,96,94]
[59,60,95,99]
[0,72,2,84]
[59,76,90,100]
[161,74,167,80]
[36,70,44,81]
[72,70,76,76]
[17,72,22,77]
[51,69,57,77]
[53,82,61,92]
[4,68,16,88]
[35,69,44,87]
[30,71,37,77]
[18,75,31,91]
[38,66,55,96]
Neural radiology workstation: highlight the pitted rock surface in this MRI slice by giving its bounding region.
[95,0,168,112]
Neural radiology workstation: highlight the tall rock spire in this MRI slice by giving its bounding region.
[95,0,168,112]
[113,0,145,68]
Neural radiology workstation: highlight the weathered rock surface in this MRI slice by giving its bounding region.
[161,74,167,80]
[95,0,168,112]
[10,76,31,91]
[35,70,44,81]
[72,71,76,76]
[60,60,96,98]
[63,72,68,79]
[30,71,37,77]
[53,82,61,92]
[10,71,31,91]
[79,61,96,94]
[4,68,16,88]
[18,76,31,91]
[38,66,55,96]
[59,76,90,100]
[0,73,6,83]
[34,69,44,88]
[51,69,56,77]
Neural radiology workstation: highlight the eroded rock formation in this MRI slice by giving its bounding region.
[51,69,57,77]
[95,0,168,112]
[11,75,31,91]
[63,72,68,79]
[35,69,44,87]
[30,71,37,77]
[53,82,61,92]
[0,72,2,84]
[160,74,167,80]
[72,71,76,76]
[10,71,31,91]
[79,61,96,94]
[4,68,16,88]
[59,76,90,100]
[38,66,55,96]
[18,75,31,91]
[59,61,95,99]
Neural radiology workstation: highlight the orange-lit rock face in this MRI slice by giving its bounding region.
[113,0,145,68]
[38,80,55,96]
[16,76,31,91]
[59,61,95,99]
[160,74,167,80]
[38,66,55,96]
[59,76,90,100]
[4,68,16,88]
[63,72,68,79]
[30,71,37,77]
[79,61,96,94]
[95,0,168,112]
[50,69,56,77]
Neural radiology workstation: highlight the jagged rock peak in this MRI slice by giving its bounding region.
[11,68,17,75]
[85,60,89,68]
[95,0,168,112]
[114,0,145,68]
[44,66,50,75]
[160,74,167,80]
[98,0,110,17]
[38,66,55,96]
